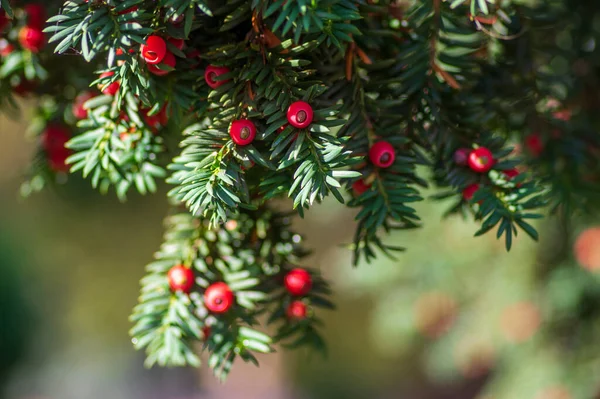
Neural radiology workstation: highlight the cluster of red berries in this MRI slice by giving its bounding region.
[284,268,313,320]
[18,4,46,53]
[167,265,235,314]
[140,35,184,76]
[41,125,72,173]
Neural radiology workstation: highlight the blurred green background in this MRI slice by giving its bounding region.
[2,108,600,399]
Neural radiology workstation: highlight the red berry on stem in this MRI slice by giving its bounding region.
[167,265,195,293]
[42,125,70,152]
[72,91,96,120]
[98,72,120,95]
[168,37,185,50]
[148,50,176,76]
[284,268,312,296]
[287,301,308,320]
[204,282,235,314]
[230,119,256,146]
[467,147,494,173]
[286,101,314,129]
[140,35,167,65]
[18,26,45,53]
[352,179,371,195]
[453,148,470,165]
[369,141,395,168]
[462,183,480,201]
[24,3,46,29]
[204,65,230,89]
[525,133,543,157]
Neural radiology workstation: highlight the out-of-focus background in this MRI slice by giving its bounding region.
[2,109,600,399]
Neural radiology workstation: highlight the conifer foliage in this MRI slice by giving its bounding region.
[2,0,599,380]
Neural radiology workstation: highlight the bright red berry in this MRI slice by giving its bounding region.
[369,141,395,168]
[462,183,480,201]
[0,40,14,57]
[98,72,120,95]
[72,91,96,120]
[140,35,167,65]
[204,282,235,314]
[204,65,230,89]
[284,268,313,296]
[48,149,71,173]
[148,50,176,76]
[467,147,494,173]
[230,119,256,146]
[286,301,308,320]
[167,265,195,293]
[525,133,543,157]
[42,125,70,153]
[286,101,314,129]
[18,26,45,53]
[168,37,185,50]
[453,147,470,166]
[503,169,519,180]
[24,3,46,29]
[352,179,371,196]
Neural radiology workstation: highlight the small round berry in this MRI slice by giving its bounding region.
[352,179,371,196]
[284,268,312,296]
[168,37,185,50]
[525,133,543,157]
[0,40,14,57]
[287,301,308,320]
[230,119,256,146]
[72,91,96,120]
[462,183,480,201]
[204,65,230,89]
[286,101,314,129]
[42,125,70,152]
[18,26,45,53]
[140,35,167,65]
[204,282,235,314]
[147,50,176,76]
[467,147,494,173]
[98,72,120,95]
[369,141,395,168]
[503,169,519,180]
[453,148,470,166]
[24,3,46,29]
[167,265,195,293]
[48,149,71,173]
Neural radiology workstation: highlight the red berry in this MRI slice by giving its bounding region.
[18,26,45,53]
[42,125,70,152]
[24,3,46,29]
[167,265,195,293]
[72,91,96,120]
[168,37,185,50]
[369,141,395,168]
[462,183,480,201]
[286,301,308,320]
[503,169,519,180]
[0,40,14,57]
[352,179,371,195]
[204,65,230,89]
[284,268,312,296]
[98,72,120,95]
[48,149,71,173]
[141,35,167,65]
[525,133,543,157]
[286,101,314,129]
[142,105,168,130]
[147,50,176,76]
[204,282,235,314]
[229,119,256,146]
[453,148,470,166]
[467,147,494,173]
